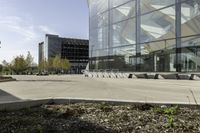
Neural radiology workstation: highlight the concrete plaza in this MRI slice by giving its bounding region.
[0,75,200,104]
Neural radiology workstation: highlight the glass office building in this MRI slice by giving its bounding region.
[88,0,200,72]
[41,34,89,74]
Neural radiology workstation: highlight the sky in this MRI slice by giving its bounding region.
[0,0,89,64]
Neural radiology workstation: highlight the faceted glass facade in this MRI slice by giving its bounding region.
[88,0,200,72]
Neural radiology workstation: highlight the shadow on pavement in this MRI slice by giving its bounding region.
[0,89,20,103]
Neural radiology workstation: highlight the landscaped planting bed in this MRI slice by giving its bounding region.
[0,103,200,133]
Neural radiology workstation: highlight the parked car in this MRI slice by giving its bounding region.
[36,71,49,76]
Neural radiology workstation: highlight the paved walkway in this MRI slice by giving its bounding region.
[0,75,200,104]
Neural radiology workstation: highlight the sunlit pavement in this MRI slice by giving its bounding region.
[0,75,200,104]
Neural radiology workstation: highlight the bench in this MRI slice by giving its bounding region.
[135,74,148,79]
[178,74,192,80]
[160,74,179,79]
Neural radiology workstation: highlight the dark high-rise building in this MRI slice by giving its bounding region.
[88,0,200,72]
[61,39,89,74]
[38,42,44,65]
[39,34,89,74]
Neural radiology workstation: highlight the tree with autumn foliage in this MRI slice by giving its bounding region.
[11,55,28,74]
[52,55,71,74]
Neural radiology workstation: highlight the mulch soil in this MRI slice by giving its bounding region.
[0,103,200,133]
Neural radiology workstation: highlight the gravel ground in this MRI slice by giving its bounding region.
[0,103,200,133]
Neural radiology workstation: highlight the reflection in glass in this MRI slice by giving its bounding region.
[88,0,200,72]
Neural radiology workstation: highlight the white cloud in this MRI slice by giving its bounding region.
[0,1,61,64]
[0,16,37,41]
[38,25,59,35]
[0,16,59,41]
[0,15,59,63]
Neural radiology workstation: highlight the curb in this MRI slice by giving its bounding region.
[0,98,199,111]
[52,98,200,108]
[0,99,52,111]
[0,79,17,83]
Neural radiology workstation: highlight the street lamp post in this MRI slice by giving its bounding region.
[90,45,94,70]
[91,45,94,59]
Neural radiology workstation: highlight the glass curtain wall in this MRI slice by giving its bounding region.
[181,0,200,72]
[88,0,200,72]
[140,0,176,72]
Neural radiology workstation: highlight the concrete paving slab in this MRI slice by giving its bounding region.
[0,75,200,104]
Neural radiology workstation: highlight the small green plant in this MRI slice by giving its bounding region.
[166,115,174,128]
[154,106,177,129]
[164,106,178,115]
[99,102,113,112]
[154,106,179,115]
